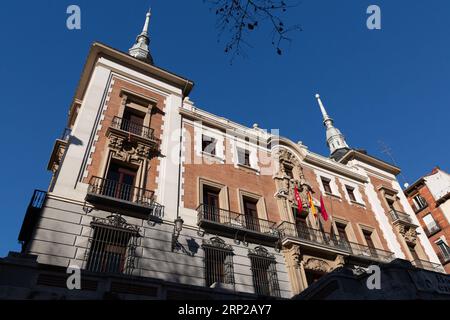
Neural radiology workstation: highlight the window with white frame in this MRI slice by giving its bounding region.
[412,194,428,211]
[202,134,217,156]
[423,213,440,235]
[345,185,357,202]
[321,177,332,194]
[237,147,251,167]
[436,240,450,262]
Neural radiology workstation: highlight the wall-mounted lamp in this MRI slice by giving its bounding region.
[171,217,184,251]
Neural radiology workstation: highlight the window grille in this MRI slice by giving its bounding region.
[249,246,281,297]
[84,215,141,275]
[202,237,235,289]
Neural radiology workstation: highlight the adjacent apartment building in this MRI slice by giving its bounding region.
[405,167,450,273]
[0,11,445,299]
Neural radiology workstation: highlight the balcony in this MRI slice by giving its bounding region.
[196,204,279,245]
[110,117,160,144]
[411,259,445,273]
[47,128,72,173]
[277,221,395,263]
[18,190,47,250]
[86,176,163,219]
[389,209,416,226]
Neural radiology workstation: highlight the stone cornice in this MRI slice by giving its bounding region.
[338,149,401,176]
[180,107,271,144]
[70,42,194,115]
[303,152,368,183]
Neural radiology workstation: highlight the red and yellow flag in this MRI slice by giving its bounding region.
[307,192,317,217]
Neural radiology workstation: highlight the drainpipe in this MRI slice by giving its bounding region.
[176,81,190,220]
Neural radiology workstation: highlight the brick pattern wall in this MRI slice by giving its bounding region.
[182,122,280,222]
[83,77,165,193]
[182,121,394,253]
[408,184,450,273]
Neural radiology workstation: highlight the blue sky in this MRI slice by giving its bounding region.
[0,0,449,256]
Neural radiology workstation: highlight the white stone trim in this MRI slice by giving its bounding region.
[363,172,405,258]
[313,169,342,200]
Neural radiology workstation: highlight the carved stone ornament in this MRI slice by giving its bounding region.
[109,134,151,163]
[202,237,233,251]
[277,148,301,168]
[91,214,141,234]
[274,148,312,207]
[283,245,302,269]
[398,225,418,245]
[303,257,331,273]
[249,246,276,259]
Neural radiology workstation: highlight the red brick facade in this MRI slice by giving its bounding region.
[406,181,450,273]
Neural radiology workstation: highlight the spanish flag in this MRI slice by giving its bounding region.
[307,191,317,217]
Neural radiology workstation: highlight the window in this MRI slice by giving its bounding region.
[346,186,357,202]
[386,198,396,211]
[121,107,145,136]
[284,165,294,179]
[202,185,220,222]
[105,162,138,202]
[243,197,260,232]
[237,147,251,166]
[423,214,440,235]
[203,237,235,288]
[295,214,310,239]
[436,240,450,262]
[333,223,350,250]
[249,247,280,297]
[336,223,349,242]
[363,230,378,258]
[412,194,428,211]
[321,177,332,194]
[202,135,217,156]
[86,215,140,275]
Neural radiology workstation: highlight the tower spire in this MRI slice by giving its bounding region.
[129,8,154,64]
[315,94,349,155]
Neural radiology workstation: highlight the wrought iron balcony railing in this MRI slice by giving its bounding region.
[389,209,414,225]
[87,176,156,212]
[197,204,278,239]
[277,221,395,263]
[60,127,72,141]
[346,241,395,263]
[111,116,158,142]
[411,259,444,273]
[18,190,48,249]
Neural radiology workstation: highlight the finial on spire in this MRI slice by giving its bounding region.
[129,9,154,64]
[141,8,151,36]
[314,93,349,155]
[315,93,331,123]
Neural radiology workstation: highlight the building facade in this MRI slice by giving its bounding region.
[405,167,450,274]
[1,11,445,299]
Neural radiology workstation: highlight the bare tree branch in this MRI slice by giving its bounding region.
[205,0,301,62]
